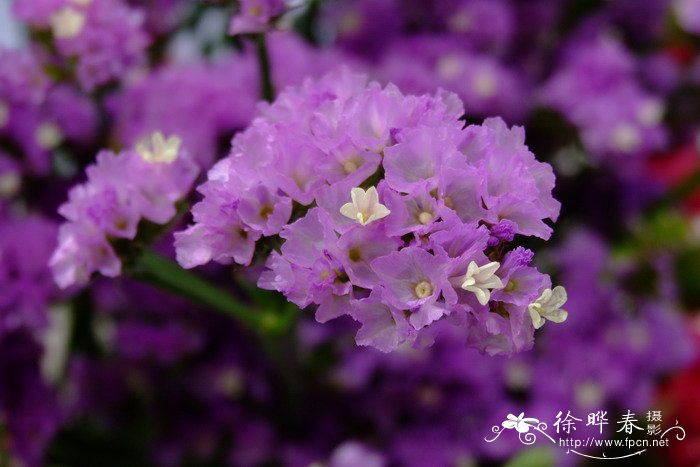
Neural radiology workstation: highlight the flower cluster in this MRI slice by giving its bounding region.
[110,55,259,167]
[1,0,700,465]
[378,36,529,122]
[50,132,199,288]
[110,31,352,168]
[13,0,149,90]
[321,231,692,466]
[542,37,667,160]
[176,70,564,354]
[0,49,97,176]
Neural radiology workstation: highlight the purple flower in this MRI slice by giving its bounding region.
[266,31,363,91]
[0,49,49,107]
[372,247,454,329]
[675,0,700,35]
[0,215,59,334]
[258,251,312,308]
[279,208,337,269]
[377,36,530,122]
[229,0,286,35]
[51,133,199,288]
[15,0,150,90]
[336,224,399,289]
[237,184,293,236]
[459,118,560,239]
[384,126,458,193]
[436,0,514,52]
[383,186,440,237]
[541,37,667,160]
[51,222,122,289]
[350,290,416,352]
[319,0,403,59]
[113,321,203,364]
[12,0,64,25]
[110,54,260,167]
[0,49,98,175]
[490,248,545,307]
[487,219,516,246]
[16,0,149,90]
[175,69,563,353]
[328,441,386,467]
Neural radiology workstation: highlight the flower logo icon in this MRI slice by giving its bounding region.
[502,413,540,433]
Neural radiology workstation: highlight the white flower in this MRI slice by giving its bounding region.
[637,100,664,126]
[461,261,504,305]
[50,7,86,39]
[473,69,498,98]
[609,123,640,153]
[528,286,568,329]
[0,172,21,199]
[35,122,63,149]
[340,186,391,226]
[136,132,182,163]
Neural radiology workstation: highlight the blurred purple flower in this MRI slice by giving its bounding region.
[229,0,286,35]
[13,0,150,90]
[51,134,199,288]
[541,37,667,160]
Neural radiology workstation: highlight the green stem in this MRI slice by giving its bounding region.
[254,33,275,102]
[132,251,302,420]
[69,290,101,355]
[133,250,284,334]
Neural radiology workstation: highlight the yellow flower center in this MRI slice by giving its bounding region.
[259,205,273,220]
[35,122,63,149]
[418,211,433,225]
[348,247,362,262]
[414,281,433,299]
[342,159,358,174]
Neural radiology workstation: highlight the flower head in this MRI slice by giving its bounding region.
[51,138,199,288]
[542,37,667,160]
[176,69,561,354]
[14,0,149,90]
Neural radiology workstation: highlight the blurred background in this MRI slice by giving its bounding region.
[2,0,700,466]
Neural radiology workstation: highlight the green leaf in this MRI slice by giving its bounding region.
[504,447,555,467]
[676,246,700,308]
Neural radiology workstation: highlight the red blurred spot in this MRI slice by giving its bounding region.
[657,320,700,467]
[666,44,695,67]
[647,143,700,214]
